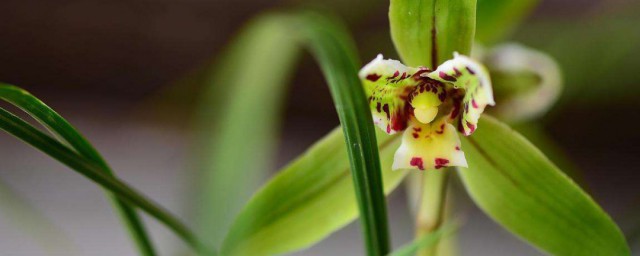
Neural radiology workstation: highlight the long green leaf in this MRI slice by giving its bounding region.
[214,12,397,255]
[458,116,629,255]
[221,127,406,256]
[389,0,476,67]
[0,93,212,255]
[193,14,301,247]
[298,13,391,255]
[0,85,156,255]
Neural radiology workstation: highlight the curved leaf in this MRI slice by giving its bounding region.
[219,13,399,255]
[221,128,406,256]
[0,85,156,256]
[0,86,212,255]
[299,13,392,255]
[193,14,301,247]
[458,116,629,255]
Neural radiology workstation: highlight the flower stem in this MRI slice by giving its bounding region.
[415,169,450,256]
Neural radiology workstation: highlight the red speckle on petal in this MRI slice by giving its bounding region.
[413,68,431,79]
[466,121,476,133]
[413,127,422,132]
[383,104,390,119]
[466,66,476,75]
[438,92,446,102]
[439,71,457,82]
[455,146,460,151]
[436,125,444,134]
[390,116,407,132]
[434,158,449,169]
[450,104,460,119]
[386,124,391,133]
[472,99,479,109]
[366,73,382,82]
[453,67,462,77]
[410,157,425,170]
[376,102,382,113]
[412,133,419,138]
[390,71,400,78]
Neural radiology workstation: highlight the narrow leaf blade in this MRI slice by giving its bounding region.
[0,104,212,255]
[0,85,155,255]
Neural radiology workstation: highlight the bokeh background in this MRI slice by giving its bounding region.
[0,0,639,255]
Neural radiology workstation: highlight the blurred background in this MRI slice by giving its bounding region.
[0,0,639,255]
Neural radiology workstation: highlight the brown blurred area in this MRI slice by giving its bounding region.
[0,0,279,98]
[0,0,639,255]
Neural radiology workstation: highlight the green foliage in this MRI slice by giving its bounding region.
[193,14,301,247]
[300,13,391,255]
[0,85,211,255]
[0,85,156,255]
[0,0,632,254]
[389,0,476,67]
[221,128,406,256]
[459,116,629,255]
[217,13,399,256]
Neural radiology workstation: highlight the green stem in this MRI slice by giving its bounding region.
[415,169,450,256]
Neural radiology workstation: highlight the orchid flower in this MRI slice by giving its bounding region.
[359,53,494,171]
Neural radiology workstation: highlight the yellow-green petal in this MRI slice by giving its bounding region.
[359,54,421,134]
[427,53,495,136]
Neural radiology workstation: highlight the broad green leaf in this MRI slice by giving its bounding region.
[511,122,583,185]
[221,128,407,256]
[458,116,629,255]
[219,12,398,255]
[389,0,476,68]
[0,85,156,255]
[193,14,301,247]
[0,85,211,255]
[476,0,538,44]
